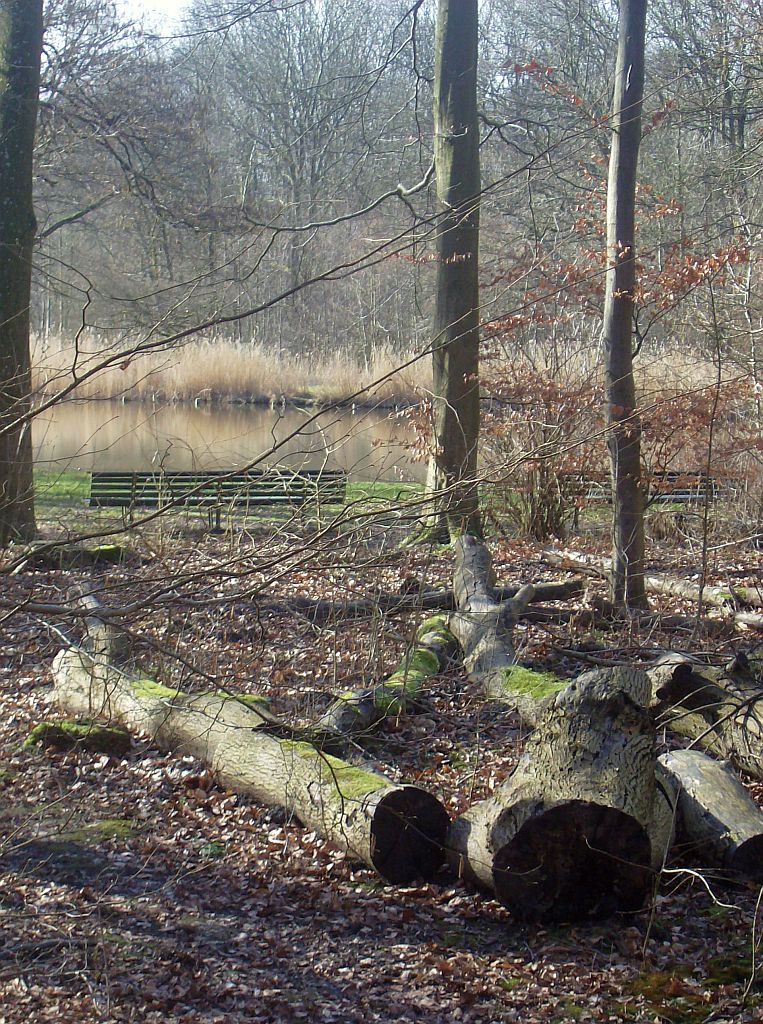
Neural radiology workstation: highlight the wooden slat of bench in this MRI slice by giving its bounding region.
[89,470,346,510]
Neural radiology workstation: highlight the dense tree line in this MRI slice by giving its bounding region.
[28,0,763,382]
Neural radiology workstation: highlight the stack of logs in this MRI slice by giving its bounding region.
[49,537,763,922]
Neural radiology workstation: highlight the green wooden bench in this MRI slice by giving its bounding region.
[559,469,737,529]
[89,469,347,529]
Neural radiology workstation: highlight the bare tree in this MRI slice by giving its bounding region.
[0,0,43,544]
[425,0,482,540]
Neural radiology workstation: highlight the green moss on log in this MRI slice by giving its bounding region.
[133,678,180,700]
[24,542,127,569]
[376,689,406,714]
[280,741,385,800]
[211,691,273,712]
[417,628,454,648]
[24,721,131,755]
[417,615,452,640]
[402,647,440,675]
[502,666,566,699]
[373,646,442,714]
[334,695,363,713]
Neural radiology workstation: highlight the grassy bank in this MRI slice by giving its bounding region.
[32,335,429,408]
[35,469,90,506]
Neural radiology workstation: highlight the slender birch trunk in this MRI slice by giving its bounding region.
[602,0,648,608]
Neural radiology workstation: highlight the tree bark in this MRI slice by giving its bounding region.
[648,653,763,780]
[602,0,648,609]
[449,535,558,723]
[0,0,42,544]
[449,666,673,921]
[425,0,481,540]
[659,749,763,881]
[51,646,449,883]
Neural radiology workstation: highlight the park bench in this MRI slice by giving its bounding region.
[89,468,347,529]
[560,469,735,505]
[559,469,737,529]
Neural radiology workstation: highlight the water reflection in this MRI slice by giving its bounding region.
[33,400,425,482]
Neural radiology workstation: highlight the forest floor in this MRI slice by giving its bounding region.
[2,508,763,1023]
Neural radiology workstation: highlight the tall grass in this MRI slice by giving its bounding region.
[31,332,724,408]
[31,334,431,407]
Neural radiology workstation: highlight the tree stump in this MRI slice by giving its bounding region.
[450,667,672,921]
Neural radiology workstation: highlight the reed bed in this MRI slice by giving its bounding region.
[31,335,430,407]
[32,332,726,409]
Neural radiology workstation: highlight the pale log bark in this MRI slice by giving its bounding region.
[648,653,763,780]
[51,647,449,883]
[449,667,672,921]
[659,749,763,881]
[450,535,546,723]
[542,549,744,611]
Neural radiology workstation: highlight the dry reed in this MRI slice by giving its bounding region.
[31,333,724,409]
[31,335,430,407]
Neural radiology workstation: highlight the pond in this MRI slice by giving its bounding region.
[32,400,425,483]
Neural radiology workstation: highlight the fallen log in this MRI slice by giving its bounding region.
[648,653,763,780]
[542,548,751,613]
[449,535,563,723]
[9,542,131,572]
[659,749,763,881]
[24,720,131,755]
[255,579,583,623]
[523,606,730,636]
[51,646,449,883]
[449,666,674,921]
[316,614,458,737]
[733,588,763,612]
[734,610,763,632]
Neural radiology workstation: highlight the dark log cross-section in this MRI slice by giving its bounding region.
[449,666,674,921]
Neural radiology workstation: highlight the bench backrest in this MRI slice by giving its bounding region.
[558,469,732,503]
[89,469,347,508]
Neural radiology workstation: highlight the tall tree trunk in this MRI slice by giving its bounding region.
[0,0,41,545]
[602,0,647,608]
[425,0,481,541]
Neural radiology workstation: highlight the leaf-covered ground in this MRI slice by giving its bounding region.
[3,515,763,1022]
